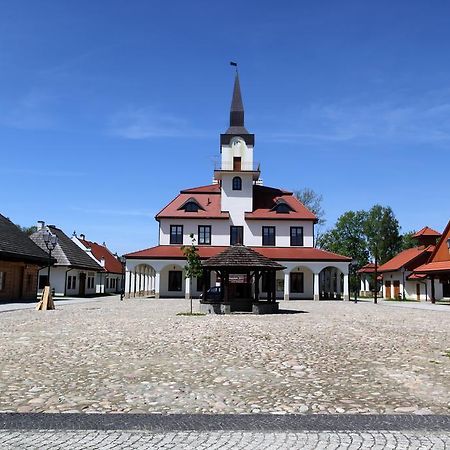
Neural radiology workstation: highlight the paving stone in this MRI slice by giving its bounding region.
[0,297,450,415]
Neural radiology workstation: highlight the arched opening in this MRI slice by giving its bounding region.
[232,176,242,190]
[319,266,343,300]
[127,263,157,298]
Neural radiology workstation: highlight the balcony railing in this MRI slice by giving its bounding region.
[215,161,261,172]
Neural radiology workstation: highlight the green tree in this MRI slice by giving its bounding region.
[181,233,203,314]
[364,205,401,303]
[318,210,369,295]
[16,224,37,236]
[401,231,417,250]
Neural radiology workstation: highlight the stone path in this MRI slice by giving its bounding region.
[1,413,450,449]
[1,429,450,449]
[1,297,450,415]
[0,294,116,313]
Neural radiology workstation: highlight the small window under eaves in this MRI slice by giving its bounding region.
[271,201,294,214]
[178,198,204,213]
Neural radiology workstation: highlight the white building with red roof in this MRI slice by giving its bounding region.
[72,234,123,294]
[377,227,442,301]
[414,221,450,301]
[124,73,351,302]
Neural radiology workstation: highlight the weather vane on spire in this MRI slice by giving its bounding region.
[230,61,238,72]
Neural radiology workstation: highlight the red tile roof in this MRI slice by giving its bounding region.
[155,183,317,221]
[377,246,435,273]
[79,239,123,274]
[413,226,441,238]
[357,263,376,274]
[156,185,229,220]
[124,245,350,262]
[414,261,450,274]
[246,185,317,221]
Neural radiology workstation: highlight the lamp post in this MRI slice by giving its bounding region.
[42,229,58,288]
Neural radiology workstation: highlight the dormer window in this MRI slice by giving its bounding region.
[271,200,294,214]
[178,198,203,213]
[184,202,199,212]
[232,176,242,190]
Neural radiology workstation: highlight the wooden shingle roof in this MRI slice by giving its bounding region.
[202,245,285,270]
[31,226,103,271]
[0,214,50,263]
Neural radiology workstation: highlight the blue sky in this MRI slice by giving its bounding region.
[1,0,449,255]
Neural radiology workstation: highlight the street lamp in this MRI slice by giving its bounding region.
[42,229,58,288]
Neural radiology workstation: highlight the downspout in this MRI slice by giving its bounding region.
[65,267,75,296]
[402,268,406,300]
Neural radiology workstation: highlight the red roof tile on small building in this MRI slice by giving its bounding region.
[357,263,376,274]
[79,239,123,274]
[124,245,350,262]
[377,246,435,273]
[412,226,441,238]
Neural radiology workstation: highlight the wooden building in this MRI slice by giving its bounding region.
[0,214,50,302]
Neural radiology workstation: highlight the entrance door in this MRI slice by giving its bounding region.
[79,273,86,296]
[416,283,421,301]
[385,281,391,298]
[393,280,400,299]
[443,281,450,298]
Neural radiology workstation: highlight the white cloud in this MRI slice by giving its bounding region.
[0,90,57,130]
[109,107,206,139]
[262,94,450,145]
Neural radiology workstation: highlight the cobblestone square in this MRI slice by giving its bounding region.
[1,297,450,415]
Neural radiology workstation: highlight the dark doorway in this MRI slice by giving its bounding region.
[79,273,86,296]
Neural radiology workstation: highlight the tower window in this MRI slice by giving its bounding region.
[230,226,244,245]
[232,176,242,190]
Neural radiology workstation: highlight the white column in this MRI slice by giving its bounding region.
[343,274,349,301]
[284,272,290,301]
[125,270,131,298]
[130,271,136,297]
[154,271,161,299]
[336,270,342,297]
[313,272,320,301]
[185,277,191,300]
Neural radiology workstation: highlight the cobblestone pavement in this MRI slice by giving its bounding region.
[1,298,450,414]
[1,429,450,449]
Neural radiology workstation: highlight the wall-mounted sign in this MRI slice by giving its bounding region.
[229,274,247,284]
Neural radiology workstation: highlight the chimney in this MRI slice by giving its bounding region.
[37,220,45,230]
[80,234,85,240]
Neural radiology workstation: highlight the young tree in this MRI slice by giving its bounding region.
[181,233,203,314]
[294,188,325,242]
[364,205,401,303]
[318,210,369,295]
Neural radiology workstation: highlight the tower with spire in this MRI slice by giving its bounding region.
[215,73,260,221]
